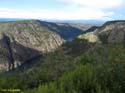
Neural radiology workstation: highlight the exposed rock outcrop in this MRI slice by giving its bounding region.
[79,20,125,43]
[96,21,125,43]
[0,20,64,71]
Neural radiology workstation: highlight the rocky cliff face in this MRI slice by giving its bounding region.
[0,20,64,71]
[79,20,125,43]
[96,21,125,43]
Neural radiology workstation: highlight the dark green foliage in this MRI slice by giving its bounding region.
[0,50,74,90]
[0,38,125,93]
[23,43,125,93]
[98,34,109,44]
[24,64,109,93]
[61,39,95,56]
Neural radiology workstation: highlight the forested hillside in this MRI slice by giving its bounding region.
[0,20,125,93]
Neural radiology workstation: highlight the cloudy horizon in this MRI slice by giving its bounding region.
[0,0,124,20]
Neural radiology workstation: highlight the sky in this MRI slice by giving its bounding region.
[0,0,125,20]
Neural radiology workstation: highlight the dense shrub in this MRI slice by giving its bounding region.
[24,44,125,93]
[1,43,125,93]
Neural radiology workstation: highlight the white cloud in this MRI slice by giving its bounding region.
[0,0,123,20]
[58,0,123,9]
[0,8,114,20]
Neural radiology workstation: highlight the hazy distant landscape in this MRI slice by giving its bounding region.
[0,0,125,93]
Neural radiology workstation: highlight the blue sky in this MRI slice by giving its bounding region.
[0,0,124,20]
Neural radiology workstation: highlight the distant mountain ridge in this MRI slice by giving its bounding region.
[0,18,104,24]
[0,18,28,22]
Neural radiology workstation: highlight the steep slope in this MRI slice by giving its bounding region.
[0,20,64,71]
[96,21,125,43]
[39,21,84,41]
[0,20,93,71]
[79,20,125,43]
[1,20,125,93]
